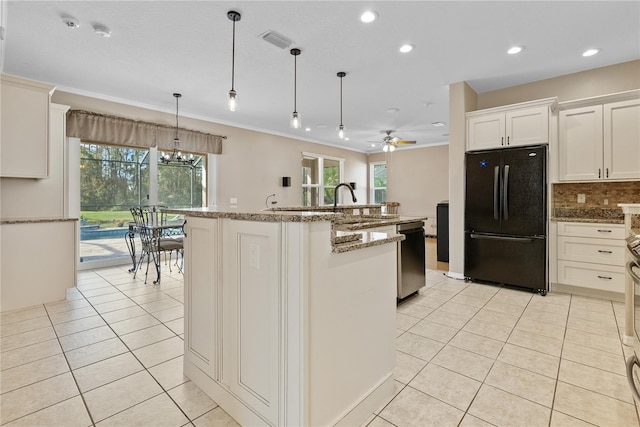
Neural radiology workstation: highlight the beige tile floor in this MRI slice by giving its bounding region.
[2,255,640,426]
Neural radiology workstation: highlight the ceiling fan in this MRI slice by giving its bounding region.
[376,130,416,152]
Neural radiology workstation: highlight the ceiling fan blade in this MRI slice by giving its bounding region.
[394,140,417,145]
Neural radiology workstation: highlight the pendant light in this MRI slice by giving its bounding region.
[337,71,347,139]
[227,10,241,111]
[160,93,194,166]
[290,48,302,129]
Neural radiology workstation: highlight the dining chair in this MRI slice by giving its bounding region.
[129,206,184,284]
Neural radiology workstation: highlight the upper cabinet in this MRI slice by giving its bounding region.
[1,74,55,178]
[466,98,556,152]
[558,94,640,181]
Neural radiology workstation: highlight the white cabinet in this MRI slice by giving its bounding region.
[182,215,397,427]
[604,99,640,180]
[466,100,554,151]
[183,216,219,380]
[1,219,77,311]
[558,97,640,181]
[222,220,280,424]
[556,222,625,294]
[1,104,70,218]
[1,74,55,178]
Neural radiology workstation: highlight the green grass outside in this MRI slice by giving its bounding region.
[81,210,132,228]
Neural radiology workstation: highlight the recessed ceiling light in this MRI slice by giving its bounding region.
[507,46,524,55]
[345,137,350,141]
[370,144,377,147]
[360,11,378,23]
[431,121,446,127]
[304,127,311,132]
[62,16,80,29]
[582,48,600,57]
[399,44,414,53]
[386,107,400,113]
[93,24,111,38]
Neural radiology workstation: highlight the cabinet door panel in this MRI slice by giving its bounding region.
[467,113,505,151]
[222,220,279,424]
[506,106,549,147]
[1,79,51,178]
[559,105,603,181]
[604,99,640,180]
[184,217,218,380]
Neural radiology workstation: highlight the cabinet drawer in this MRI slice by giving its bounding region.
[557,222,625,239]
[557,260,625,293]
[557,236,625,266]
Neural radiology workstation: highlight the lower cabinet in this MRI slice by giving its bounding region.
[556,222,625,294]
[183,216,397,427]
[183,216,219,380]
[221,220,280,424]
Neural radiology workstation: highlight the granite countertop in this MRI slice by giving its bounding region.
[164,207,424,253]
[551,207,624,224]
[0,217,79,225]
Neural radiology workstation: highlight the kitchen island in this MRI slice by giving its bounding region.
[165,207,406,427]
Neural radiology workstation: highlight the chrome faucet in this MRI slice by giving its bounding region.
[333,183,357,212]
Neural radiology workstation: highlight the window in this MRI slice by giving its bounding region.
[302,153,344,206]
[79,142,206,265]
[370,161,387,204]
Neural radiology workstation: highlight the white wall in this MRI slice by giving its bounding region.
[368,144,449,224]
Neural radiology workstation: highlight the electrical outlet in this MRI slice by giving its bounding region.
[230,197,238,208]
[604,199,608,205]
[577,194,586,203]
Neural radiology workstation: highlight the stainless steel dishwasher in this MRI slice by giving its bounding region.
[397,221,426,299]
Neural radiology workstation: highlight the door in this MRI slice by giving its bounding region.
[465,150,502,233]
[505,106,549,147]
[559,105,603,181]
[501,146,546,237]
[604,99,640,180]
[467,113,505,151]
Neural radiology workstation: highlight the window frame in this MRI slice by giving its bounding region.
[302,152,345,206]
[369,161,387,204]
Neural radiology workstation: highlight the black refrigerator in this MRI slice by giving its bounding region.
[464,145,547,294]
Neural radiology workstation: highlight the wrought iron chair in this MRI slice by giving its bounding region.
[130,206,184,284]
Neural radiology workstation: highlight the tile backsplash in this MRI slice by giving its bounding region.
[552,181,640,220]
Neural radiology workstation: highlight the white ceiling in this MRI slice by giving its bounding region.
[2,1,639,153]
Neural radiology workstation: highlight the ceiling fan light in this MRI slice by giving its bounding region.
[389,144,396,152]
[383,144,389,152]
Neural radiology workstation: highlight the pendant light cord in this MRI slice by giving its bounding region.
[175,95,179,142]
[293,53,297,113]
[231,19,236,91]
[339,74,343,126]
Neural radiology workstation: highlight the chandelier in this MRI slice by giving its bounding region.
[160,93,194,166]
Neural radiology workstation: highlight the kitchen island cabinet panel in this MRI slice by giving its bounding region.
[184,217,218,381]
[181,211,398,427]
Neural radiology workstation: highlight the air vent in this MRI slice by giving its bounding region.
[259,30,293,49]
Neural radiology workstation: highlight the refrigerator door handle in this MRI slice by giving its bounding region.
[503,164,510,220]
[494,166,500,220]
[470,233,534,243]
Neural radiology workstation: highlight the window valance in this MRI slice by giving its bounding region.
[66,110,224,154]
